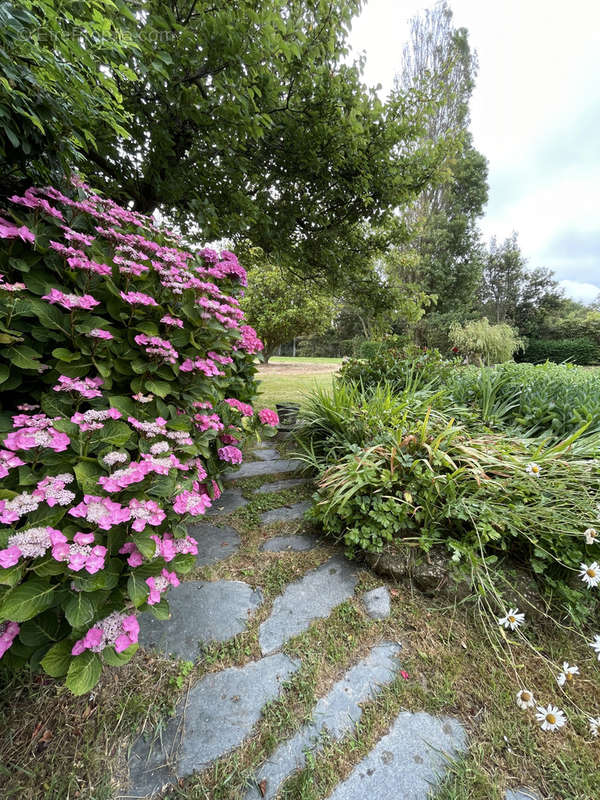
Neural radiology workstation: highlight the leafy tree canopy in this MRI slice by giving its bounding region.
[78,0,451,283]
[240,249,335,362]
[0,0,135,191]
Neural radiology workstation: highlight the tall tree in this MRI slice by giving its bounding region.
[395,1,488,311]
[240,252,334,363]
[478,233,562,328]
[79,0,450,284]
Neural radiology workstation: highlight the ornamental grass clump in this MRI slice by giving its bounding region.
[0,179,279,694]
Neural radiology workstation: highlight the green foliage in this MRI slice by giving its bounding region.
[520,337,600,366]
[78,1,451,283]
[449,362,600,438]
[295,380,600,616]
[0,181,272,690]
[449,318,523,365]
[338,340,454,393]
[240,256,334,362]
[0,0,134,192]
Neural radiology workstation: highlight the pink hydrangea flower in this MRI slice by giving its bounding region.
[72,611,139,656]
[120,290,158,306]
[33,473,75,507]
[3,422,70,453]
[90,328,113,339]
[0,621,20,659]
[172,489,212,516]
[146,569,180,605]
[42,288,99,310]
[52,532,107,573]
[193,413,224,432]
[0,450,24,479]
[218,445,243,465]
[224,398,253,417]
[69,495,131,530]
[0,546,22,568]
[236,325,263,354]
[53,375,103,399]
[258,408,279,427]
[0,216,35,243]
[161,314,184,328]
[128,499,166,532]
[71,407,121,431]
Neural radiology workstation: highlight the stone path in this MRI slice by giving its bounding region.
[139,580,262,661]
[260,499,312,525]
[327,712,467,800]
[187,522,240,565]
[244,642,401,800]
[126,441,489,800]
[253,477,309,494]
[259,533,317,552]
[259,555,358,655]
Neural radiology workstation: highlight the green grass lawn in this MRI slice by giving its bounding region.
[255,358,341,409]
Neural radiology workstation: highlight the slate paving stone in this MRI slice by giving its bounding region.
[259,555,358,655]
[204,488,247,516]
[244,643,402,800]
[259,534,317,553]
[128,654,298,798]
[253,448,280,461]
[187,523,241,566]
[127,712,183,798]
[231,458,304,479]
[178,653,298,775]
[139,580,262,661]
[505,790,542,800]
[363,586,391,620]
[260,500,312,525]
[326,711,467,800]
[253,478,309,494]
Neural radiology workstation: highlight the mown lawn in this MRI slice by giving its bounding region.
[255,357,342,409]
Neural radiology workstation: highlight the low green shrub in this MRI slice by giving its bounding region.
[448,362,600,438]
[449,318,523,365]
[519,337,600,365]
[339,343,454,394]
[295,381,600,618]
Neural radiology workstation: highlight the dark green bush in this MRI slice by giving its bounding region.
[519,337,600,365]
[339,343,454,393]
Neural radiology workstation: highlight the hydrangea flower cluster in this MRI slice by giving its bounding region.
[72,611,139,655]
[0,179,275,693]
[258,408,279,427]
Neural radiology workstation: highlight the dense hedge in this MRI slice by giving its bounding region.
[518,337,600,365]
[0,179,276,692]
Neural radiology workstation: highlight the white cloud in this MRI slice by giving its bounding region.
[559,280,599,304]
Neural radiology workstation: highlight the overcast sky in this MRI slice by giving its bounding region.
[350,0,600,303]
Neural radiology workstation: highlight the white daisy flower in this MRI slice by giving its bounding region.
[589,716,600,737]
[498,608,525,630]
[535,704,567,732]
[526,462,541,477]
[579,562,600,589]
[516,689,535,709]
[588,634,600,659]
[556,662,579,687]
[584,528,598,545]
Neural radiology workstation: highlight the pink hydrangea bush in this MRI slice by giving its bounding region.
[0,179,279,694]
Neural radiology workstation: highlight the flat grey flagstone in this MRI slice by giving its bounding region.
[187,523,241,566]
[505,790,542,800]
[253,478,309,494]
[178,653,299,775]
[326,711,467,800]
[363,586,391,620]
[253,448,280,461]
[260,500,312,525]
[204,488,247,516]
[259,534,317,553]
[139,580,262,661]
[231,458,304,479]
[127,653,298,798]
[244,643,402,800]
[259,556,358,655]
